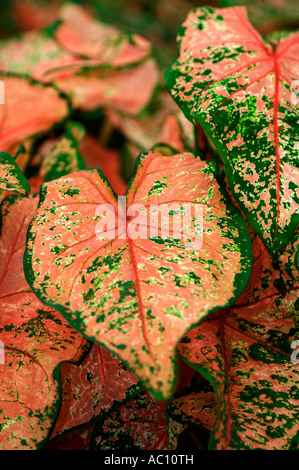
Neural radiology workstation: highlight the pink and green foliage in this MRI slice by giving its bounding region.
[0,4,159,115]
[167,379,217,432]
[0,73,70,153]
[0,1,297,451]
[0,196,88,449]
[0,151,30,195]
[176,233,299,449]
[50,344,142,438]
[24,150,252,399]
[89,390,185,450]
[166,6,299,256]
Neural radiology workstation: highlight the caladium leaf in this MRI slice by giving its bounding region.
[51,343,142,438]
[167,380,217,432]
[0,195,88,450]
[89,390,184,450]
[0,73,70,152]
[177,234,299,450]
[55,3,151,66]
[166,6,299,255]
[24,150,252,399]
[0,151,30,195]
[0,26,87,80]
[40,122,86,183]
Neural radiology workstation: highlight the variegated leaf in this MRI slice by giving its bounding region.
[51,344,142,438]
[79,136,127,195]
[166,6,299,255]
[89,390,182,450]
[0,151,30,195]
[24,150,252,399]
[178,233,299,449]
[167,379,217,432]
[0,196,88,449]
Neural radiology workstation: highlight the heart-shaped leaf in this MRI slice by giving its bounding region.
[51,343,142,438]
[24,150,252,399]
[166,6,299,255]
[177,233,299,450]
[0,151,30,195]
[0,195,88,449]
[0,72,70,152]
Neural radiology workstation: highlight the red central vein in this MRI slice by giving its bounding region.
[126,224,153,360]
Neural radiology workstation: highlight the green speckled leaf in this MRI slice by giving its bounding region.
[178,234,299,450]
[40,122,86,183]
[90,390,184,450]
[220,0,299,32]
[0,195,88,449]
[166,6,299,255]
[0,151,30,195]
[24,149,252,400]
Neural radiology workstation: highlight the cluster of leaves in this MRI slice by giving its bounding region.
[0,1,298,450]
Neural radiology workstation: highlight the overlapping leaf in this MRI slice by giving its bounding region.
[167,379,217,432]
[40,122,86,183]
[12,0,60,30]
[25,150,252,399]
[0,73,70,152]
[105,92,195,155]
[166,6,299,255]
[55,3,151,66]
[89,390,184,450]
[51,344,142,438]
[0,195,88,449]
[177,233,299,449]
[0,6,158,115]
[78,135,127,195]
[0,151,30,195]
[220,0,299,32]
